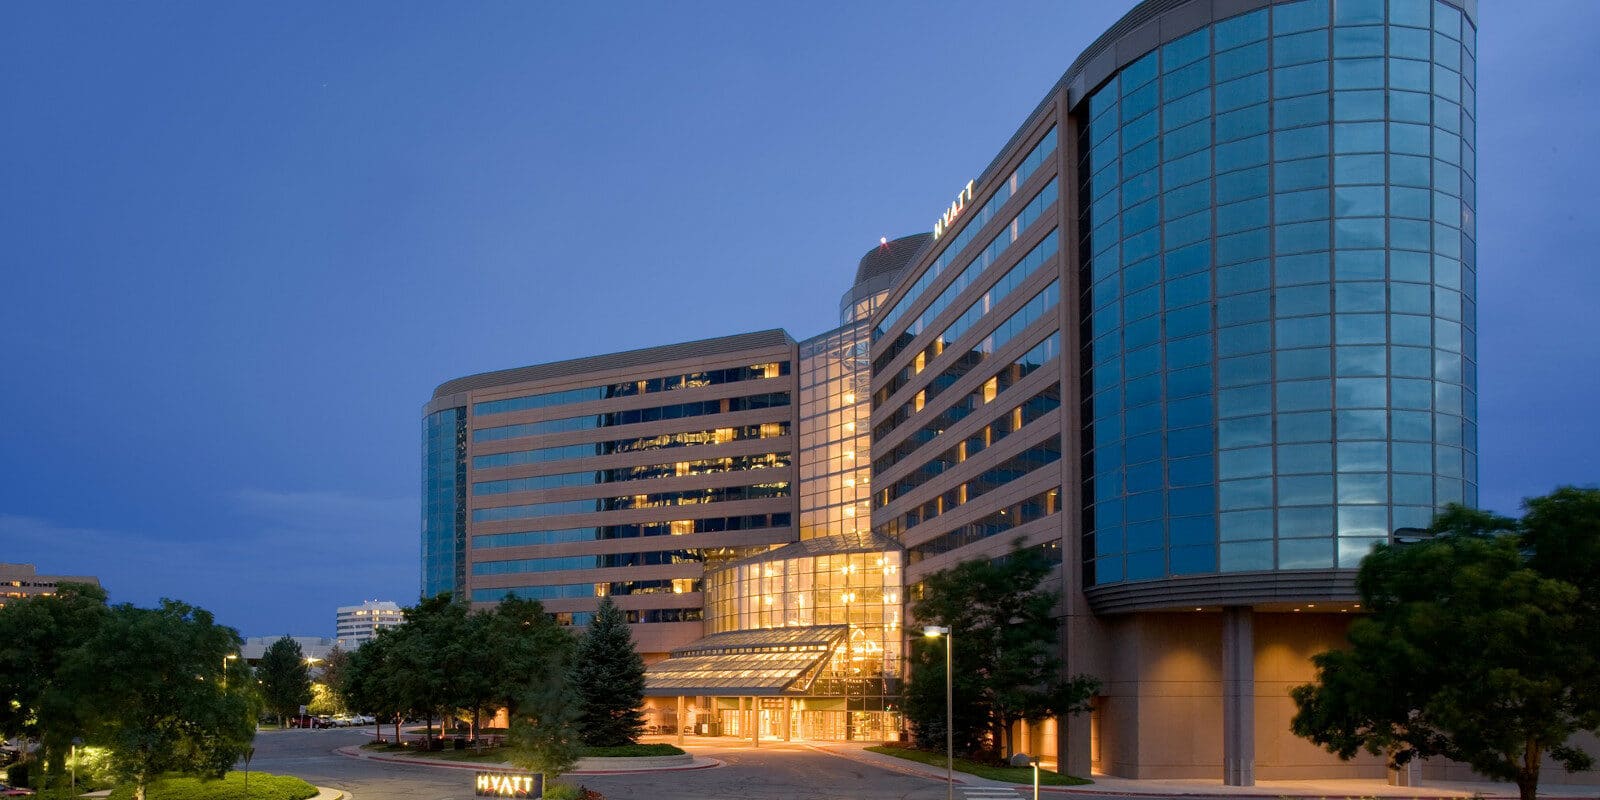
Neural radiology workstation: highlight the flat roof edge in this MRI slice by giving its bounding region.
[430,328,796,400]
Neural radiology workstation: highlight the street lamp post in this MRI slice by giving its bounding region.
[70,737,83,791]
[923,625,953,800]
[223,653,239,688]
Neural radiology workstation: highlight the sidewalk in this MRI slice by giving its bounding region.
[808,741,1600,800]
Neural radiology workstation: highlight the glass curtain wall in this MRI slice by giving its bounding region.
[423,407,468,599]
[1080,0,1476,585]
[704,543,903,739]
[798,323,874,538]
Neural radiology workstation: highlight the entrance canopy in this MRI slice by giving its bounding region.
[643,625,848,697]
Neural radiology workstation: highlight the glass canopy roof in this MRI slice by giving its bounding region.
[643,625,849,696]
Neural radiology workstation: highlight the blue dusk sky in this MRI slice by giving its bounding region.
[2,2,1596,638]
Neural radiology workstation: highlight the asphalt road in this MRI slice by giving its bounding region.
[248,727,984,800]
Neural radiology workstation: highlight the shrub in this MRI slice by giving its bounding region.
[542,783,583,800]
[105,771,318,800]
[5,761,27,788]
[577,743,684,757]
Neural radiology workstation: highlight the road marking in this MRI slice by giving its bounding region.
[963,789,1020,799]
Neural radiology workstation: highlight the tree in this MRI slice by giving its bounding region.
[257,636,313,726]
[1291,490,1600,800]
[344,632,407,741]
[905,541,1098,759]
[506,663,582,781]
[63,600,259,800]
[569,598,646,747]
[388,594,470,737]
[0,582,108,778]
[484,596,573,721]
[318,646,353,714]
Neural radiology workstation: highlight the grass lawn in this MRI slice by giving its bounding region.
[864,746,1091,786]
[104,772,318,800]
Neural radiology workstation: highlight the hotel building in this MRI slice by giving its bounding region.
[870,0,1478,782]
[427,0,1489,783]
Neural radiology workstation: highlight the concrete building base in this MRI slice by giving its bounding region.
[1091,610,1386,781]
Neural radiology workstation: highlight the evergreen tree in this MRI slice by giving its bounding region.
[569,598,646,746]
[256,636,313,726]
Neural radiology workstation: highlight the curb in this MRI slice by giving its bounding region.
[312,787,345,800]
[799,747,1600,800]
[801,744,981,786]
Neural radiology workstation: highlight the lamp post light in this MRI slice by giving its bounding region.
[923,625,953,800]
[70,736,83,791]
[223,653,239,688]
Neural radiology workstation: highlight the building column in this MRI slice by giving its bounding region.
[737,696,745,738]
[1222,606,1255,786]
[1062,710,1091,777]
[1388,760,1421,786]
[750,697,759,747]
[676,696,686,746]
[782,698,792,742]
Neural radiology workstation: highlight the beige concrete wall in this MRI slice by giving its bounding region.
[1096,612,1223,778]
[1093,611,1386,780]
[1252,612,1385,780]
[1421,730,1600,786]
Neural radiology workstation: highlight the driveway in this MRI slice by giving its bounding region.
[248,727,981,800]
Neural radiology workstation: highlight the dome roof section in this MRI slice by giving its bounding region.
[854,233,932,287]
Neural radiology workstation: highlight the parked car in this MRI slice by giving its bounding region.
[0,783,35,797]
[288,714,325,729]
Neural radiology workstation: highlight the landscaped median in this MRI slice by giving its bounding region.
[864,746,1091,786]
[357,740,695,771]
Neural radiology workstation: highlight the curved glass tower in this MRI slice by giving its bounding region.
[1080,0,1477,586]
[869,0,1478,782]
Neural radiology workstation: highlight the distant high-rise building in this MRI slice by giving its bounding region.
[335,600,404,648]
[0,562,100,608]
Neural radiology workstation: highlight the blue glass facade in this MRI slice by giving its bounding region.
[1080,0,1477,585]
[422,407,467,599]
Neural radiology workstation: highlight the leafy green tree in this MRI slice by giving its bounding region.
[0,582,108,777]
[1291,490,1600,800]
[257,636,313,726]
[507,661,582,780]
[317,646,353,714]
[390,594,471,737]
[906,542,1098,759]
[451,611,500,738]
[344,632,407,740]
[64,600,259,800]
[485,596,573,721]
[569,598,645,746]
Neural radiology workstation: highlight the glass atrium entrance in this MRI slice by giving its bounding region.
[643,532,906,742]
